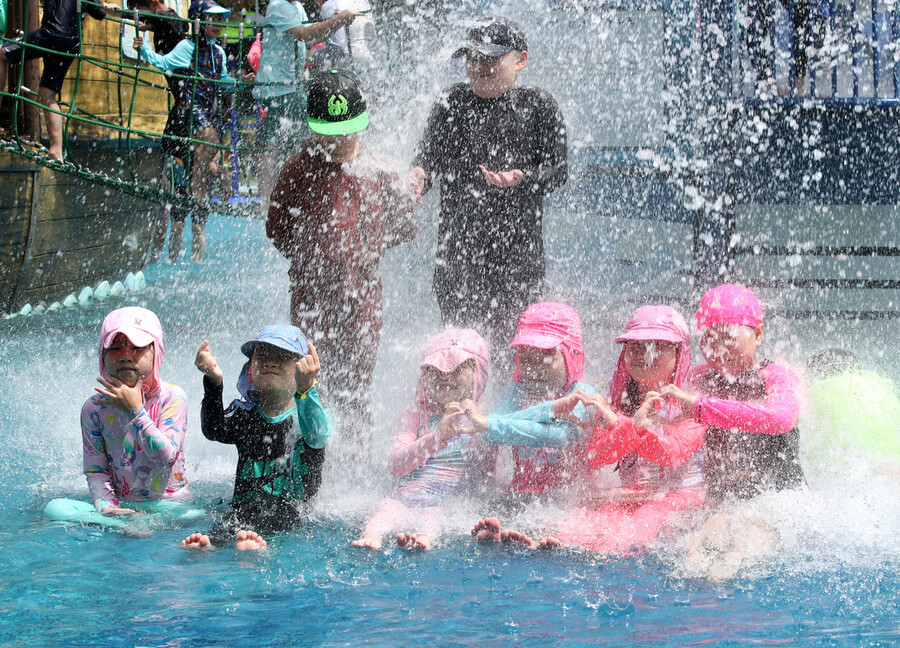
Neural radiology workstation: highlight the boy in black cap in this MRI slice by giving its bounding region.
[410,17,567,377]
[267,69,418,436]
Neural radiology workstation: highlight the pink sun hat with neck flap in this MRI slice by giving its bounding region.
[695,284,763,329]
[510,302,585,388]
[615,305,690,345]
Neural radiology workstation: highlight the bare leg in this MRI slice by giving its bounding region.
[190,220,206,262]
[190,128,219,201]
[37,86,63,161]
[352,498,407,550]
[471,517,503,542]
[0,52,8,131]
[149,207,169,263]
[180,532,214,549]
[169,221,184,261]
[234,529,267,551]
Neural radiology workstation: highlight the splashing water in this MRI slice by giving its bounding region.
[3,0,900,644]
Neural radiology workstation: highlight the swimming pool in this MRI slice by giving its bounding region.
[1,215,898,647]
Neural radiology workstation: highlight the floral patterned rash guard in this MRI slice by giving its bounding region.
[81,381,190,510]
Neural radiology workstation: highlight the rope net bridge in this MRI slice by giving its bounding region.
[0,0,391,217]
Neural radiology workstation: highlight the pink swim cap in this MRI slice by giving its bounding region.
[695,284,763,329]
[510,302,584,388]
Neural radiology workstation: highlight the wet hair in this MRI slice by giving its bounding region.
[807,348,861,379]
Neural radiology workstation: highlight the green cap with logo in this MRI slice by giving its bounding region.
[306,69,369,136]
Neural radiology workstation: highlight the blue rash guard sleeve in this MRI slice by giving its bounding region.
[294,384,331,450]
[140,39,236,84]
[481,381,597,448]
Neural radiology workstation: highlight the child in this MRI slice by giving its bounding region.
[0,0,107,160]
[45,307,195,527]
[352,329,489,551]
[251,0,359,216]
[493,306,706,552]
[182,325,330,551]
[134,0,255,262]
[266,68,417,435]
[661,284,804,501]
[467,302,597,541]
[663,284,802,581]
[410,17,567,375]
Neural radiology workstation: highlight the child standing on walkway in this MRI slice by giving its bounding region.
[410,17,567,376]
[182,325,330,551]
[0,0,107,160]
[135,0,255,262]
[352,329,489,551]
[267,68,417,437]
[45,307,194,527]
[467,302,597,541]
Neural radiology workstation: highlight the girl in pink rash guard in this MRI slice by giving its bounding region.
[45,307,194,527]
[485,306,706,552]
[352,329,489,551]
[662,284,804,501]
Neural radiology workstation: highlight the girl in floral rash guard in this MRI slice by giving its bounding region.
[45,307,196,527]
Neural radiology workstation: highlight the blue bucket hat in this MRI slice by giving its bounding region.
[232,325,308,411]
[240,324,308,358]
[188,0,231,21]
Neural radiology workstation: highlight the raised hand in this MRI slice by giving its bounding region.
[436,402,466,442]
[460,399,488,433]
[633,391,667,432]
[295,343,321,394]
[95,375,143,414]
[409,166,425,203]
[194,340,223,385]
[479,165,524,188]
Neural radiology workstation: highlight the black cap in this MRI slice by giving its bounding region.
[306,69,369,136]
[452,17,528,59]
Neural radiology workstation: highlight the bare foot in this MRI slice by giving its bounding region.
[234,529,267,551]
[537,536,563,550]
[500,529,536,549]
[396,532,434,550]
[351,532,382,550]
[180,532,214,549]
[471,517,502,542]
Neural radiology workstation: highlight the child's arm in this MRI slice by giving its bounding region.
[266,163,309,254]
[94,376,188,467]
[81,400,132,512]
[294,344,331,449]
[135,37,194,71]
[411,96,451,196]
[525,92,567,195]
[380,170,417,249]
[471,385,596,448]
[668,364,800,435]
[387,402,465,478]
[195,341,237,443]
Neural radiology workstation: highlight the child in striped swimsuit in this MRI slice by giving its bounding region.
[352,329,489,551]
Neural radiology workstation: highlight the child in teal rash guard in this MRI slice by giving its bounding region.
[181,325,331,551]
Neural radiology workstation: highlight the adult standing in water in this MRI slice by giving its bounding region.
[410,17,568,378]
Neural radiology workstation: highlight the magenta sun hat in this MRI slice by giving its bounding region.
[615,305,690,345]
[509,302,582,350]
[695,284,763,329]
